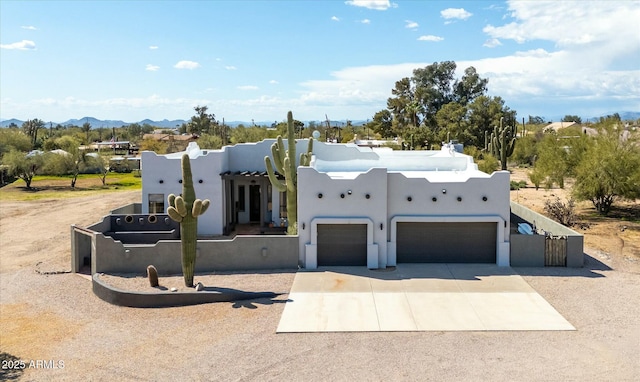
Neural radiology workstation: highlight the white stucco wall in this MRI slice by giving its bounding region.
[141,144,225,235]
[298,167,389,268]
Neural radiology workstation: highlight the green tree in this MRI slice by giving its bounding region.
[572,127,640,215]
[533,132,568,188]
[369,109,393,138]
[562,115,582,123]
[81,121,92,144]
[435,102,471,145]
[139,138,168,154]
[197,134,223,149]
[0,129,32,157]
[22,119,45,149]
[467,95,516,148]
[188,105,217,136]
[2,149,45,189]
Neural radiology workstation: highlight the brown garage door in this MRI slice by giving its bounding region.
[397,222,496,263]
[317,224,367,266]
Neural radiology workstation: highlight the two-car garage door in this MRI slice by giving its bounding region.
[397,222,497,263]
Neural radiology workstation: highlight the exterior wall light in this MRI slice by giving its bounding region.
[432,197,437,202]
[482,196,488,201]
[318,193,323,198]
[457,196,462,202]
[347,190,352,195]
[442,189,447,194]
[407,196,412,202]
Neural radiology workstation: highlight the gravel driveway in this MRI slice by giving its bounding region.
[1,192,639,381]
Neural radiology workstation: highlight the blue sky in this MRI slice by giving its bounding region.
[1,0,639,123]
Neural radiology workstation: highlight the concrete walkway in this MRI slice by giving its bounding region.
[277,264,575,332]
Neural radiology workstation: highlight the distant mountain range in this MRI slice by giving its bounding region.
[0,117,368,129]
[1,112,638,129]
[0,117,189,129]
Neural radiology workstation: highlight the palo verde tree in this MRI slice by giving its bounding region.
[2,149,45,189]
[572,126,640,215]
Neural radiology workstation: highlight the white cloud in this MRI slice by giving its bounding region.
[331,16,340,21]
[269,80,279,84]
[360,19,371,24]
[225,66,237,70]
[174,60,200,70]
[238,85,259,90]
[483,38,502,48]
[405,20,419,30]
[145,64,160,71]
[345,0,396,11]
[484,1,640,54]
[1,40,36,50]
[149,45,159,50]
[21,26,37,30]
[417,35,443,42]
[441,8,472,21]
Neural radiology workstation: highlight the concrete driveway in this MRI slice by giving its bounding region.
[277,264,575,332]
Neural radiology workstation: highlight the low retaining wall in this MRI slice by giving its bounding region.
[92,274,281,308]
[510,201,583,267]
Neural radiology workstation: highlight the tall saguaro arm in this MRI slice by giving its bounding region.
[264,111,313,235]
[167,154,210,287]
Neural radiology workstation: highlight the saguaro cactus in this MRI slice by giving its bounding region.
[488,119,517,171]
[167,154,210,287]
[264,111,313,235]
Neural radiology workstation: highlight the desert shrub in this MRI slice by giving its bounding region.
[510,180,527,190]
[478,153,499,174]
[544,197,576,227]
[528,168,545,190]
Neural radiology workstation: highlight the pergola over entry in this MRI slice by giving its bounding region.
[220,170,285,235]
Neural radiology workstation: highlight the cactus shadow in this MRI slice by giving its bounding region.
[201,286,290,309]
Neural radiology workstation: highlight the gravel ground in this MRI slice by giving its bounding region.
[1,191,639,381]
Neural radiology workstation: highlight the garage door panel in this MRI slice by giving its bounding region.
[318,224,367,266]
[397,222,496,263]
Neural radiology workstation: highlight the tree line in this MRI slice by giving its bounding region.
[2,61,638,214]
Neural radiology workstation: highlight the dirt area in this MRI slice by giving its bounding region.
[510,168,640,273]
[1,177,639,381]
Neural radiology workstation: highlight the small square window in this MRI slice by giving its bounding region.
[149,193,164,214]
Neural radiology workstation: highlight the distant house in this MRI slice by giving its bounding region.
[546,121,579,132]
[142,133,198,152]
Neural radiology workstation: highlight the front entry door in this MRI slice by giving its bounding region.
[249,185,261,222]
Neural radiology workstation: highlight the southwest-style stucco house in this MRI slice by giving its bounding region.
[141,140,511,269]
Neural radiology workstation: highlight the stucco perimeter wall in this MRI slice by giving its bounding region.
[90,234,298,274]
[141,150,226,235]
[510,201,584,267]
[298,167,389,268]
[110,203,141,215]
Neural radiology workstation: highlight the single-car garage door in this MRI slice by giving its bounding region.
[317,224,367,266]
[397,222,496,263]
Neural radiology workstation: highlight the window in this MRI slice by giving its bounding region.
[279,191,287,218]
[148,193,164,214]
